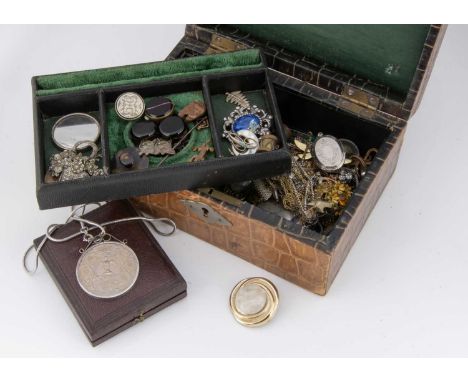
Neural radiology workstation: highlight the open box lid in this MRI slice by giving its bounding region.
[184,24,446,121]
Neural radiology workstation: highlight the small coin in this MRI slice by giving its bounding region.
[76,241,139,299]
[313,135,345,171]
[115,92,145,121]
[229,277,279,327]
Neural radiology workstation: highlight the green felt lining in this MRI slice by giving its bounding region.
[107,91,214,167]
[232,25,431,97]
[39,49,265,172]
[36,49,263,96]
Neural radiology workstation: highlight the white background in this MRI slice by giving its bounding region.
[0,25,467,357]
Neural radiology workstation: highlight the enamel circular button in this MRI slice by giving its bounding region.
[229,277,279,327]
[131,121,156,141]
[158,116,185,138]
[145,97,174,121]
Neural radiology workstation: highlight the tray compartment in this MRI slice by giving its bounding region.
[35,90,109,180]
[102,76,219,170]
[205,68,287,157]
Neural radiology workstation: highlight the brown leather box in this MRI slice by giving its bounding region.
[132,24,446,295]
[34,200,187,346]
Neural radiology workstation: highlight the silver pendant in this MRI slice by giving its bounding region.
[313,134,345,172]
[76,241,139,299]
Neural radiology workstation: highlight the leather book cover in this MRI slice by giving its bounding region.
[33,200,187,346]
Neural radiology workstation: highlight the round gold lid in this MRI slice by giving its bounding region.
[229,277,279,327]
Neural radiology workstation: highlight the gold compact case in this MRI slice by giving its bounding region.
[229,277,279,327]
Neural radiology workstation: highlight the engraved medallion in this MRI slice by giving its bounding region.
[115,92,145,121]
[313,135,345,172]
[76,241,139,299]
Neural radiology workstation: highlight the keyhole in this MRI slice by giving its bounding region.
[202,207,209,217]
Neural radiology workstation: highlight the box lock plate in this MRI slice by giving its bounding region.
[181,199,231,226]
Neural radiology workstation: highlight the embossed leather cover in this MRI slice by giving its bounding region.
[33,200,187,346]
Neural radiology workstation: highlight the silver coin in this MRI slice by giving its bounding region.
[313,135,345,171]
[115,92,145,120]
[76,241,139,299]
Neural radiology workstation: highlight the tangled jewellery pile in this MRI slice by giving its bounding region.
[226,130,377,235]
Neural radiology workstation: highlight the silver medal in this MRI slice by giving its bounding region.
[76,241,139,299]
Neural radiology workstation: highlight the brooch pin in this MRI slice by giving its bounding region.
[48,140,104,182]
[223,91,275,156]
[138,138,175,156]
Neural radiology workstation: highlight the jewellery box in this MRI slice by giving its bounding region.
[32,49,290,209]
[132,24,446,295]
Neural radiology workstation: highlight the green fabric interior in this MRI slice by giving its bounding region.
[43,111,103,167]
[231,24,430,96]
[210,90,271,156]
[36,49,262,96]
[39,49,264,173]
[108,91,214,168]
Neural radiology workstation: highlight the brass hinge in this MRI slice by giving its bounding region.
[338,85,380,119]
[206,34,248,54]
